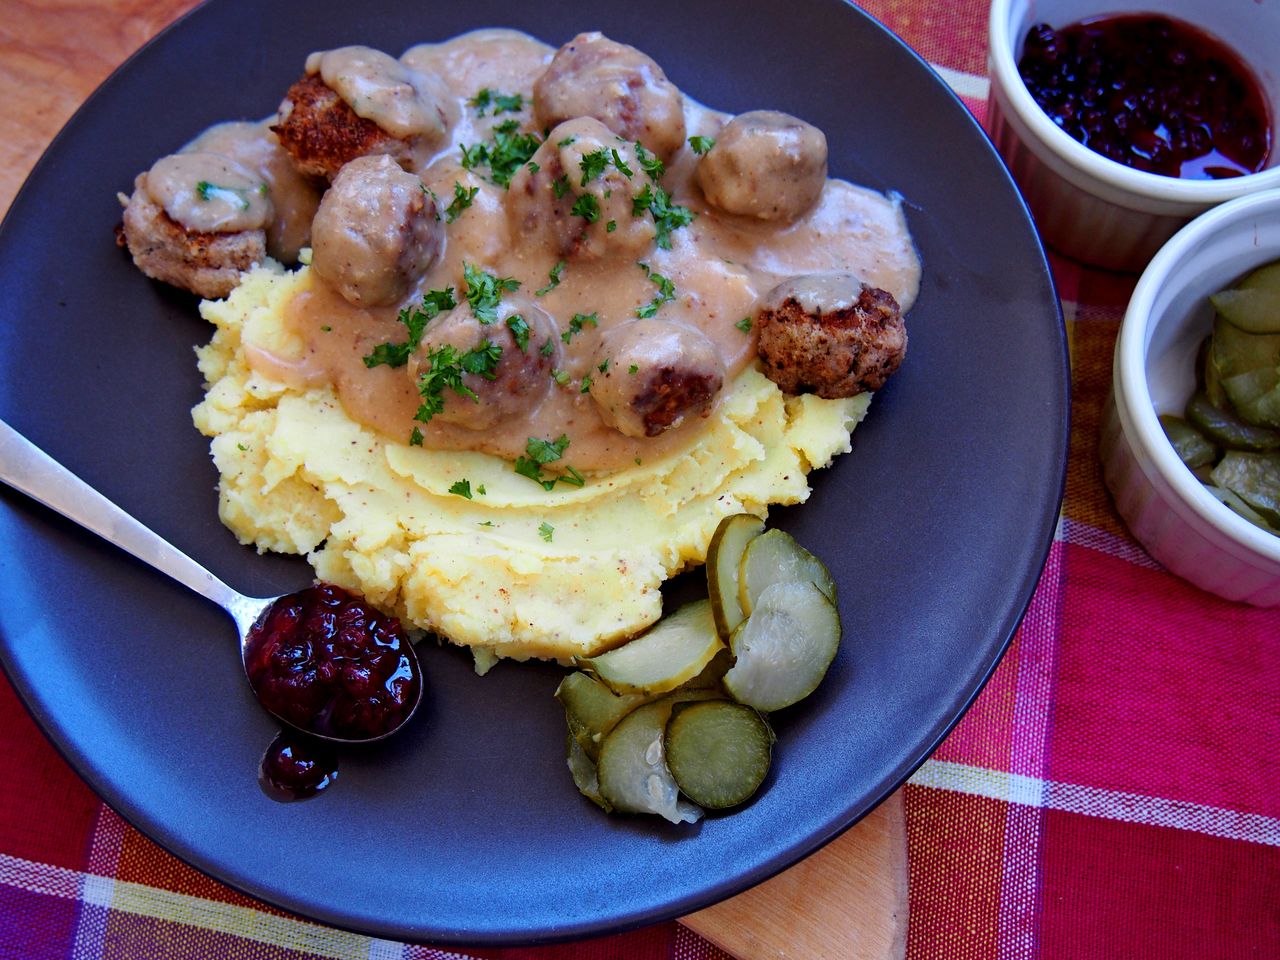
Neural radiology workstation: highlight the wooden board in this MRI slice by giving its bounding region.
[0,4,911,957]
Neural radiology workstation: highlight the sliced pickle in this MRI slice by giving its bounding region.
[707,513,765,639]
[1211,289,1280,335]
[576,599,723,696]
[1204,484,1280,534]
[1241,261,1280,295]
[737,528,837,617]
[1210,452,1280,528]
[555,671,648,763]
[566,733,612,811]
[665,700,774,809]
[724,580,841,712]
[684,646,733,691]
[1158,415,1218,468]
[596,699,702,823]
[1185,392,1280,452]
[1201,336,1229,409]
[1210,315,1280,379]
[1222,367,1280,428]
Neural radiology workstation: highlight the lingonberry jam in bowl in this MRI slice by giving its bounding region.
[243,582,422,742]
[987,0,1280,272]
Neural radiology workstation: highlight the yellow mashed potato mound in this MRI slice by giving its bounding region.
[192,263,869,665]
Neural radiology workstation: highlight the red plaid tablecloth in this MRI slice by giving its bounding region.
[2,1,1277,957]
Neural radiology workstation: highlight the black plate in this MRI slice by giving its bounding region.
[0,0,1066,945]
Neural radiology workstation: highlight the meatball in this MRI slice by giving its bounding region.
[755,273,906,398]
[118,152,271,299]
[272,46,456,181]
[696,111,828,222]
[533,32,686,161]
[589,319,725,438]
[411,295,560,431]
[310,155,445,308]
[506,118,657,261]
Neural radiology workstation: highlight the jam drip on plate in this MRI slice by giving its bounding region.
[259,731,340,802]
[1018,14,1271,180]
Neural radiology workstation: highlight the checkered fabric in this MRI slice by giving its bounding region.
[2,1,1277,957]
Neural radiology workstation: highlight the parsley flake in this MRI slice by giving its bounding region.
[634,143,665,181]
[561,311,599,344]
[610,148,634,178]
[506,313,530,351]
[195,180,252,210]
[410,427,424,446]
[413,340,503,424]
[580,375,593,393]
[539,338,556,357]
[598,357,611,373]
[552,368,571,386]
[513,435,585,490]
[444,181,479,223]
[536,259,566,296]
[552,175,571,199]
[579,148,610,185]
[632,183,695,249]
[629,363,639,374]
[570,193,600,222]
[363,286,457,368]
[468,88,524,116]
[688,135,716,155]
[735,315,753,333]
[538,521,555,542]
[459,122,542,188]
[635,262,677,318]
[477,483,486,496]
[449,479,474,499]
[463,262,520,324]
[557,136,577,148]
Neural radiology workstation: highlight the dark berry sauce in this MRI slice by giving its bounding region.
[259,731,339,802]
[1018,15,1271,179]
[244,583,421,741]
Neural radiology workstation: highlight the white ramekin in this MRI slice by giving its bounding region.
[987,0,1280,273]
[1101,189,1280,605]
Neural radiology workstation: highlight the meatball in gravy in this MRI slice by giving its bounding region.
[533,32,686,161]
[696,111,827,222]
[310,155,445,308]
[412,296,560,431]
[119,152,270,299]
[755,273,906,398]
[273,46,457,181]
[589,319,725,438]
[507,118,656,261]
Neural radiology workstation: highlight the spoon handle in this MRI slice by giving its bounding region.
[0,419,255,623]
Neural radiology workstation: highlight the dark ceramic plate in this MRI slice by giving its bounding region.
[0,0,1066,946]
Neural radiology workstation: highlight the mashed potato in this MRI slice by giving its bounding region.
[193,263,869,664]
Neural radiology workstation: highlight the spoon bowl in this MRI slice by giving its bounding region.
[0,418,423,744]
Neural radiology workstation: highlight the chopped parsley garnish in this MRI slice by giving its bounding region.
[413,340,503,424]
[477,483,486,496]
[552,368,571,386]
[527,160,540,174]
[735,315,753,333]
[632,183,695,249]
[629,363,639,374]
[463,262,520,324]
[579,148,611,185]
[611,149,634,178]
[195,180,252,210]
[557,136,577,148]
[320,325,332,332]
[539,338,556,357]
[444,181,479,223]
[688,135,716,155]
[634,143,665,181]
[410,427,424,446]
[513,434,586,490]
[561,312,599,344]
[478,520,495,527]
[598,357,611,373]
[538,521,555,542]
[536,259,566,296]
[468,88,524,116]
[636,262,677,318]
[606,219,617,233]
[506,314,530,351]
[236,442,249,451]
[449,479,473,499]
[579,375,593,393]
[459,121,542,188]
[552,175,571,199]
[570,193,600,222]
[363,286,457,368]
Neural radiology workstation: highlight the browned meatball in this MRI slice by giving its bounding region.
[506,118,656,261]
[118,153,271,299]
[309,155,445,308]
[755,274,906,398]
[588,319,725,438]
[272,74,411,181]
[411,295,560,431]
[533,32,686,161]
[696,111,827,222]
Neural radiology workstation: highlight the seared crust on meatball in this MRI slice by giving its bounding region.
[119,179,265,299]
[756,275,906,398]
[272,74,413,181]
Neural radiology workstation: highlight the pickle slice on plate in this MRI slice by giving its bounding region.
[724,580,841,712]
[577,599,723,696]
[665,700,774,809]
[566,733,612,811]
[1210,451,1280,528]
[737,528,837,617]
[1159,415,1218,468]
[1185,392,1280,452]
[707,513,765,639]
[555,671,648,762]
[596,699,702,823]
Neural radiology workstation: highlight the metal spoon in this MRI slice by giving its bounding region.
[0,419,422,744]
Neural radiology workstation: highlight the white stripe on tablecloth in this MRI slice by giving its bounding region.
[929,63,991,101]
[911,759,1280,846]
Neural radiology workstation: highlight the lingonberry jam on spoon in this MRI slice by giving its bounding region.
[1018,15,1271,180]
[244,583,421,742]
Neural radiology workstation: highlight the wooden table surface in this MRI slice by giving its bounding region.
[0,3,909,957]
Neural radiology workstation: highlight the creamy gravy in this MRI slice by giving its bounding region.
[144,152,270,234]
[306,46,457,145]
[246,29,921,474]
[184,121,321,262]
